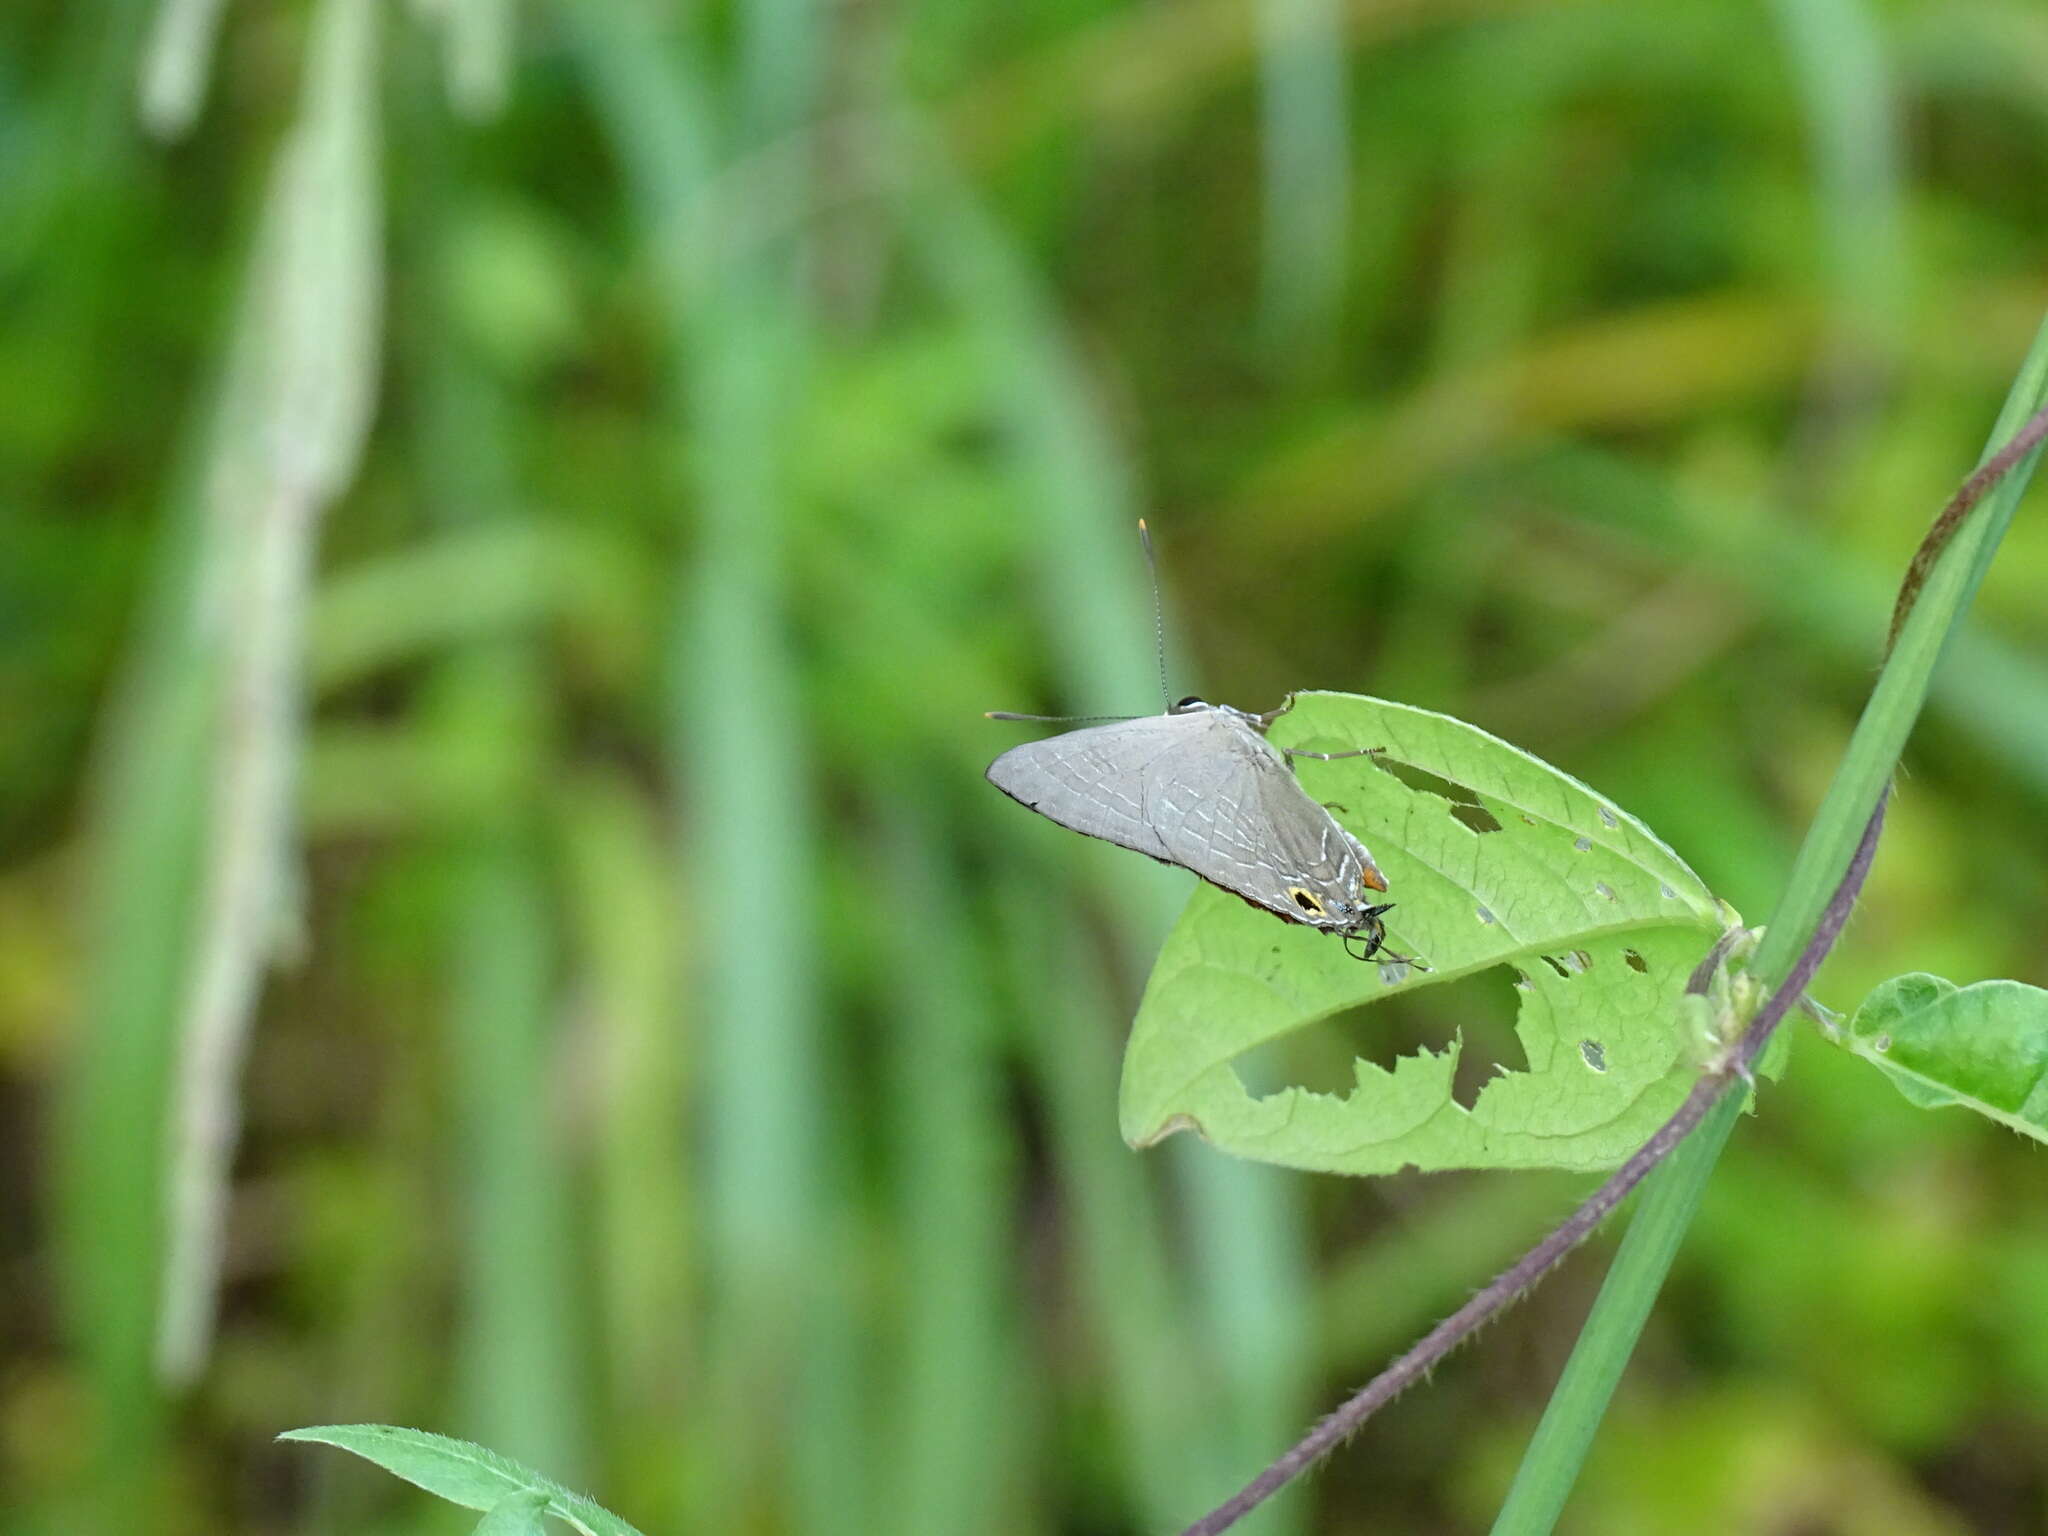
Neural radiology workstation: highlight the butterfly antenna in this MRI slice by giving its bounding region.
[1138,519,1171,710]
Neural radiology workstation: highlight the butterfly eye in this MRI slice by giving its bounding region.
[1288,887,1326,916]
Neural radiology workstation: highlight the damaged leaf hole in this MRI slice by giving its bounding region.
[1232,964,1530,1111]
[1579,1039,1607,1072]
[1536,950,1594,978]
[1368,755,1503,834]
[1622,948,1648,973]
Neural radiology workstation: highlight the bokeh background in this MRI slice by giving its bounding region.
[8,0,2048,1532]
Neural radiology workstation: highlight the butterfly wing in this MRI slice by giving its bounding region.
[1142,715,1383,925]
[989,710,1386,928]
[985,713,1208,864]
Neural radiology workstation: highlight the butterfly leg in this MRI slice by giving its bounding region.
[1255,693,1299,728]
[1282,744,1385,762]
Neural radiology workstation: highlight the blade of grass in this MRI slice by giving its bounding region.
[881,810,1018,1536]
[563,5,839,1526]
[1255,0,1350,356]
[138,0,229,137]
[1758,311,2048,986]
[60,639,209,1528]
[157,0,382,1386]
[999,879,1212,1524]
[558,770,691,1502]
[446,810,588,1478]
[1486,308,2048,1536]
[399,70,586,1479]
[3,0,150,281]
[1484,1092,1744,1532]
[440,0,513,120]
[1769,0,1906,382]
[1519,444,2048,805]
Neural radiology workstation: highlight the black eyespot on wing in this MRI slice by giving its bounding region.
[1289,887,1326,915]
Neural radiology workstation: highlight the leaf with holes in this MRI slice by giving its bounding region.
[1841,973,2048,1140]
[1119,692,1737,1174]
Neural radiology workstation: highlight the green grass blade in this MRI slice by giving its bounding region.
[156,0,383,1386]
[1769,0,1906,370]
[881,813,1017,1535]
[447,819,588,1479]
[1256,0,1350,354]
[400,74,587,1478]
[1754,307,2048,988]
[1001,882,1211,1523]
[1486,1093,1744,1536]
[564,6,838,1525]
[439,0,514,119]
[138,0,229,137]
[559,773,691,1471]
[1490,306,2048,1535]
[59,643,210,1528]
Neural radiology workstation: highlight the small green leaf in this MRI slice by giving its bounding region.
[278,1426,645,1536]
[475,1491,554,1536]
[1842,973,2048,1138]
[1119,693,1733,1174]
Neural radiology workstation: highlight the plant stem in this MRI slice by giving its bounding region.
[1176,324,2048,1533]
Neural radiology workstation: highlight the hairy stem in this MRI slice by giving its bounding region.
[1885,399,2048,651]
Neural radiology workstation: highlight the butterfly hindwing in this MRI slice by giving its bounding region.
[1143,714,1367,924]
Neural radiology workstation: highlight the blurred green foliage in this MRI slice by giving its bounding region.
[6,0,2048,1533]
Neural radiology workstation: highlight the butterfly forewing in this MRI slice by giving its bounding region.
[988,709,1374,929]
[985,713,1203,865]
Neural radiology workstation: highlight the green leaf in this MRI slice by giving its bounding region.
[1841,973,2048,1138]
[474,1491,554,1536]
[278,1426,645,1536]
[1119,692,1734,1174]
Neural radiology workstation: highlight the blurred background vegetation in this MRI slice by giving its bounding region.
[6,0,2048,1532]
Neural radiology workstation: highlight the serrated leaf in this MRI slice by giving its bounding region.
[278,1426,645,1536]
[1841,973,2048,1138]
[1119,692,1733,1174]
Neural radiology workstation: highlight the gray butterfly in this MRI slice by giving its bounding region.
[987,693,1416,965]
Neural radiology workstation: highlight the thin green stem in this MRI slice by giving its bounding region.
[1485,324,2048,1534]
[1177,310,2048,1536]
